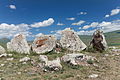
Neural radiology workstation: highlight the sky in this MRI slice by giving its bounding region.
[0,0,120,40]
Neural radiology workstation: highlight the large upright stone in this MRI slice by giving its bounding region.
[32,34,56,54]
[7,34,30,54]
[90,30,108,51]
[60,28,87,51]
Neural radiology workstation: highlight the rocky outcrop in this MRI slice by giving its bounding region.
[0,45,6,54]
[60,28,87,51]
[32,34,56,54]
[61,53,95,66]
[39,55,62,71]
[90,30,108,51]
[7,34,30,54]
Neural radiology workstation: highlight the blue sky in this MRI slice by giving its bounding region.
[0,0,120,40]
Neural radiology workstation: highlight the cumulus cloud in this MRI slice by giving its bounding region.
[35,33,44,37]
[31,18,54,28]
[0,23,30,38]
[105,15,110,18]
[72,20,85,26]
[77,12,87,15]
[57,22,65,26]
[105,8,120,17]
[83,22,99,29]
[9,5,16,9]
[66,18,75,20]
[81,20,120,35]
[77,30,96,35]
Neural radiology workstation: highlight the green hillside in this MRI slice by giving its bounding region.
[80,30,120,46]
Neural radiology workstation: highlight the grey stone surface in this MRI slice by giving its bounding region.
[7,34,30,54]
[32,34,56,54]
[60,28,87,51]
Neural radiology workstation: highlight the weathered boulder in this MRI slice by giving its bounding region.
[7,34,30,54]
[61,53,95,66]
[39,55,62,71]
[90,30,108,51]
[0,45,6,54]
[32,34,56,54]
[60,28,87,51]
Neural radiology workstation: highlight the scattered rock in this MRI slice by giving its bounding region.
[17,72,22,75]
[39,55,62,71]
[0,53,7,57]
[0,64,5,67]
[0,45,6,54]
[19,57,31,62]
[7,54,13,57]
[6,58,14,61]
[89,30,108,51]
[60,28,86,51]
[61,53,95,66]
[88,74,98,78]
[112,49,120,52]
[7,34,30,54]
[32,34,56,54]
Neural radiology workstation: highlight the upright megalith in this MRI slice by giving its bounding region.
[60,28,87,51]
[90,30,108,51]
[32,34,56,54]
[7,34,30,54]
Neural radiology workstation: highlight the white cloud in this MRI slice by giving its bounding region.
[83,22,99,29]
[72,20,85,26]
[57,22,65,26]
[77,30,96,35]
[0,23,30,38]
[111,9,120,16]
[105,15,110,18]
[9,5,16,9]
[66,18,75,20]
[31,18,54,28]
[79,27,82,29]
[99,20,120,32]
[105,8,120,17]
[80,20,120,35]
[77,12,87,15]
[35,33,44,37]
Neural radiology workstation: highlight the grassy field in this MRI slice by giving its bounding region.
[0,30,120,80]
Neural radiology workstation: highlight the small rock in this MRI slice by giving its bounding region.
[22,62,27,64]
[0,64,5,67]
[6,58,14,61]
[104,54,109,57]
[0,53,7,57]
[19,57,30,62]
[89,74,98,78]
[39,55,62,71]
[17,72,21,75]
[7,54,13,57]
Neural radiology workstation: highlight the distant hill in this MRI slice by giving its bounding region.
[0,38,10,48]
[80,30,120,46]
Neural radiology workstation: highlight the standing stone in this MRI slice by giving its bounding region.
[7,34,30,54]
[32,34,56,54]
[60,28,87,51]
[0,45,6,54]
[90,30,108,51]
